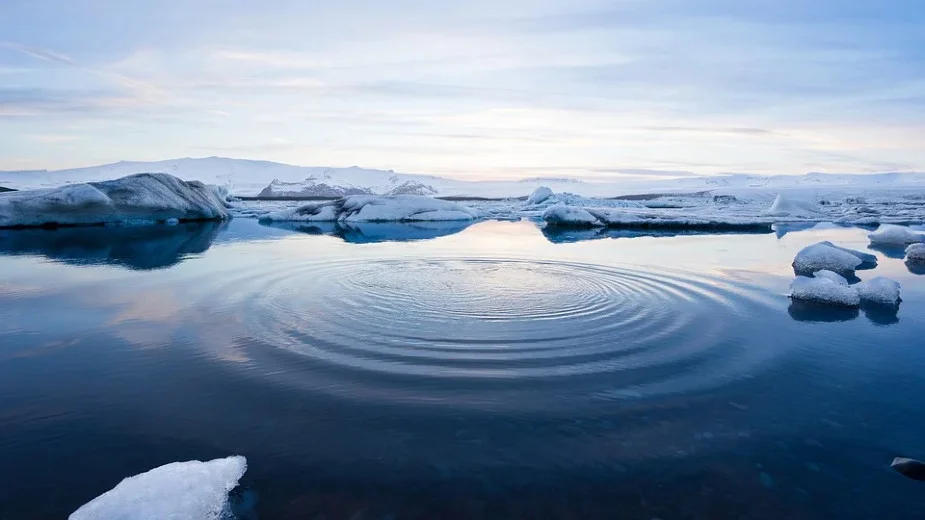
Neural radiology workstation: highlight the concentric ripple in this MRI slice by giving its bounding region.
[191,256,782,410]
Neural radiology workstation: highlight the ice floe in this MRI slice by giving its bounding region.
[790,271,861,307]
[868,224,925,245]
[0,173,229,228]
[69,455,246,520]
[259,195,479,222]
[906,243,925,263]
[792,243,864,276]
[856,277,902,306]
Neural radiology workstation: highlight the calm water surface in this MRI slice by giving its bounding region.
[1,219,924,519]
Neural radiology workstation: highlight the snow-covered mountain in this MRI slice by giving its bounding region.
[2,157,925,198]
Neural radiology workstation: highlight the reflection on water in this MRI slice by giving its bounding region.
[261,220,473,243]
[542,226,772,244]
[787,299,860,323]
[787,299,900,325]
[907,260,925,275]
[0,221,223,270]
[1,219,925,519]
[869,242,910,260]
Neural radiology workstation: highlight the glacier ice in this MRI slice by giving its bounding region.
[789,270,861,307]
[0,173,230,228]
[259,195,479,222]
[542,204,603,227]
[766,193,820,217]
[792,243,864,276]
[526,186,553,205]
[856,277,901,306]
[69,455,247,520]
[868,224,925,245]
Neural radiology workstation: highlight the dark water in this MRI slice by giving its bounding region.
[1,219,925,519]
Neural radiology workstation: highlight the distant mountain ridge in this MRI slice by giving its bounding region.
[2,157,924,198]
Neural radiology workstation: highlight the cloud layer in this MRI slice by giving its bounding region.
[1,0,923,179]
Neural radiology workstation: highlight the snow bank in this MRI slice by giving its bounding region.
[70,455,246,520]
[856,277,901,306]
[526,186,553,205]
[259,195,479,222]
[790,270,860,307]
[766,193,820,217]
[906,243,925,262]
[868,224,925,245]
[0,173,229,228]
[792,243,864,276]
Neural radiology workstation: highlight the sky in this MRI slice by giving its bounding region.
[1,0,924,181]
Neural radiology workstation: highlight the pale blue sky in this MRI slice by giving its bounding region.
[1,0,923,179]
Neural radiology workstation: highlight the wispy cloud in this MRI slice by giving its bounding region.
[0,0,923,176]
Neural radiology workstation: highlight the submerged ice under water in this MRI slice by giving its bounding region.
[1,219,925,519]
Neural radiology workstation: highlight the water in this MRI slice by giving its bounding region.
[1,219,924,519]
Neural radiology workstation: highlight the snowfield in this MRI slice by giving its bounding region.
[69,456,246,520]
[0,173,230,228]
[259,195,480,223]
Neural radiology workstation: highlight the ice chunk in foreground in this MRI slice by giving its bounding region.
[868,224,925,245]
[260,195,479,222]
[70,455,246,520]
[542,204,602,227]
[792,242,863,276]
[906,243,925,262]
[856,277,901,306]
[766,193,820,217]
[0,173,229,228]
[790,270,860,307]
[526,186,553,205]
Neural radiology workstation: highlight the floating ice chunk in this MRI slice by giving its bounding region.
[906,243,925,263]
[813,270,848,284]
[0,173,229,228]
[766,193,821,217]
[70,455,247,520]
[792,243,863,276]
[526,186,553,205]
[868,224,925,245]
[790,270,860,307]
[856,277,901,306]
[542,204,602,227]
[817,241,878,267]
[260,195,479,222]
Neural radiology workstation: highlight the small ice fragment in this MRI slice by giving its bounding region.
[906,243,925,263]
[855,277,901,306]
[789,270,860,307]
[792,243,863,276]
[69,455,247,520]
